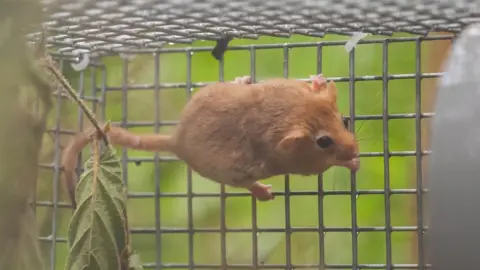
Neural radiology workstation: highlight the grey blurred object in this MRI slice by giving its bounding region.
[428,22,480,270]
[31,0,480,58]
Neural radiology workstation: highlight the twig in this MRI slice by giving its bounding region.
[32,31,109,145]
[44,60,109,146]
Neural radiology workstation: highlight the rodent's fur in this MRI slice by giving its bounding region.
[62,74,359,208]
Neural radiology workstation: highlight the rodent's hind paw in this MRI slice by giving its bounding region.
[248,182,275,201]
[232,75,252,85]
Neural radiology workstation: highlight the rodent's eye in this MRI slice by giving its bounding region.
[342,117,349,129]
[316,136,334,149]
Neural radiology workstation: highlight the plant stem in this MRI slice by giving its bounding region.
[44,61,109,145]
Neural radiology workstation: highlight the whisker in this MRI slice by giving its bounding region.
[367,90,383,113]
[355,119,372,136]
[356,135,375,142]
[349,88,383,138]
[355,120,367,132]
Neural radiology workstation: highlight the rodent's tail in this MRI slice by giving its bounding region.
[61,130,93,210]
[61,125,175,209]
[106,125,175,153]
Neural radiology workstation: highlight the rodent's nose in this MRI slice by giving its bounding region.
[337,144,359,161]
[343,152,359,161]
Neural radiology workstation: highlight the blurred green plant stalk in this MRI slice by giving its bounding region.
[0,0,49,269]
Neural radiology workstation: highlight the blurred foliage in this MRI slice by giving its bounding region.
[34,32,441,269]
[0,0,49,269]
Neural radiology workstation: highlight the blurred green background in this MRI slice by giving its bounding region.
[36,33,440,269]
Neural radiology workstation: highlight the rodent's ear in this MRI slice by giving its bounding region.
[316,83,338,104]
[277,128,310,153]
[325,81,338,103]
[310,74,338,103]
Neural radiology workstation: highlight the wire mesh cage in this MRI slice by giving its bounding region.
[29,1,480,270]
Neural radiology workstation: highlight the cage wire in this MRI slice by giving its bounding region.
[29,0,480,270]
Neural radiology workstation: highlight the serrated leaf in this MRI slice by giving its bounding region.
[128,252,143,270]
[65,145,129,270]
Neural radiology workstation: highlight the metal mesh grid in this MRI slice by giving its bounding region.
[31,0,478,58]
[35,34,450,269]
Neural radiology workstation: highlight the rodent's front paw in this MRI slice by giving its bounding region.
[310,73,328,93]
[232,75,252,85]
[311,73,326,82]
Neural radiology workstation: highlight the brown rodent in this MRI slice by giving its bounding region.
[62,74,359,208]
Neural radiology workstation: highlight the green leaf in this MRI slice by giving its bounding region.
[65,145,129,270]
[128,251,143,270]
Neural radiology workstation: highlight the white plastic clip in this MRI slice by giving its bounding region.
[345,32,370,53]
[70,49,90,71]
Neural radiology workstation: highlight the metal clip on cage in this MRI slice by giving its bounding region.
[30,1,480,270]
